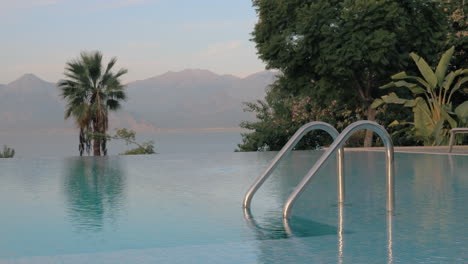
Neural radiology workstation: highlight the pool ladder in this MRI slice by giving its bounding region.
[243,120,395,219]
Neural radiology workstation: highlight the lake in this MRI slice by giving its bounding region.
[0,130,244,158]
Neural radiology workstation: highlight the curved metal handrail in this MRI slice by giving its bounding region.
[243,121,344,209]
[283,120,395,219]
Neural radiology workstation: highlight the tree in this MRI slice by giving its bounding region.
[0,145,15,158]
[237,89,368,151]
[442,0,468,69]
[442,0,468,108]
[372,47,468,145]
[251,0,448,146]
[111,128,156,155]
[59,51,127,156]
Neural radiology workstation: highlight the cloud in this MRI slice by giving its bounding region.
[198,40,243,57]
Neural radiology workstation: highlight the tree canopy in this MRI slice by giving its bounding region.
[238,0,460,151]
[251,0,448,146]
[253,0,447,95]
[59,51,127,156]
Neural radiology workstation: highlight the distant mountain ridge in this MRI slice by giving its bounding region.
[0,70,276,133]
[0,73,70,132]
[124,69,276,129]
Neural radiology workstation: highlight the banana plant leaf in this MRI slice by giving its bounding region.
[381,93,408,104]
[439,107,457,129]
[413,97,434,137]
[410,52,438,90]
[432,120,447,146]
[371,98,384,109]
[435,46,454,86]
[388,71,432,91]
[455,101,468,120]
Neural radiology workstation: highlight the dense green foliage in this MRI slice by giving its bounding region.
[442,0,468,69]
[251,0,447,100]
[0,145,15,158]
[443,0,468,108]
[59,51,127,156]
[238,0,461,151]
[237,96,366,151]
[372,47,468,145]
[237,90,418,151]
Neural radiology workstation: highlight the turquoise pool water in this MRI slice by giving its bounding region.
[0,151,466,263]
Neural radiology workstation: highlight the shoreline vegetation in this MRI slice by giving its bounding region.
[236,0,467,152]
[0,145,15,158]
[59,51,130,157]
[57,52,157,156]
[91,128,156,155]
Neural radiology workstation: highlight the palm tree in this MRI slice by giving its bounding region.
[59,51,127,156]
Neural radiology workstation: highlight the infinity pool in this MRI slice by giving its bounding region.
[0,151,466,263]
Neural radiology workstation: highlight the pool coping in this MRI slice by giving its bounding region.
[338,146,468,156]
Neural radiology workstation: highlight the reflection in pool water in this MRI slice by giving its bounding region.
[244,201,394,264]
[64,157,126,232]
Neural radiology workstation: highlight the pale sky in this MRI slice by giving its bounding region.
[0,0,266,84]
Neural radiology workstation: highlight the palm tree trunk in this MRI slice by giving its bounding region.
[86,132,91,155]
[101,138,107,156]
[93,120,101,156]
[364,106,377,147]
[93,139,101,156]
[79,128,84,156]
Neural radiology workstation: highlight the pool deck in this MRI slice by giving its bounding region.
[343,145,468,156]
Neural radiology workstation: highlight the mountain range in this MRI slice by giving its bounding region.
[0,70,276,134]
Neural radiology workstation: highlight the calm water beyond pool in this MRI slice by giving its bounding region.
[0,151,466,263]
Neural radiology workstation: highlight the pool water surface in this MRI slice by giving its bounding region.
[0,151,466,263]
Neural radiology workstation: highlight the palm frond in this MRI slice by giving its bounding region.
[59,50,128,155]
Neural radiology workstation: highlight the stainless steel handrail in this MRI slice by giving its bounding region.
[243,121,344,209]
[283,120,395,219]
[448,128,468,153]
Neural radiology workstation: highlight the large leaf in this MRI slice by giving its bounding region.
[454,69,468,76]
[435,46,454,86]
[404,100,416,107]
[453,76,468,93]
[380,82,396,89]
[432,119,446,146]
[389,80,426,95]
[413,97,435,137]
[455,101,468,119]
[410,52,438,90]
[394,80,417,88]
[390,71,432,91]
[371,98,384,109]
[443,72,455,91]
[448,76,468,101]
[440,107,457,129]
[391,72,408,79]
[407,85,426,95]
[381,93,408,104]
[389,120,400,127]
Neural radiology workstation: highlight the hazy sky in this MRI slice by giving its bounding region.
[0,0,266,84]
